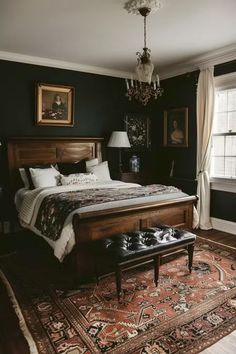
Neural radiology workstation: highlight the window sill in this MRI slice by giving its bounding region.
[210,177,236,193]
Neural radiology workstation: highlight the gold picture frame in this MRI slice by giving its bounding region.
[163,107,188,147]
[36,83,74,126]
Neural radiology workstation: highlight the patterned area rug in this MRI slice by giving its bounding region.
[1,238,236,354]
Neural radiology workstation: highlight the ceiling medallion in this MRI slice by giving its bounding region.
[124,0,163,105]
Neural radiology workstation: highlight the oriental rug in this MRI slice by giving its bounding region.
[1,238,236,354]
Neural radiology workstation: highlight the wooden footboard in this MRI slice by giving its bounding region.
[71,195,197,280]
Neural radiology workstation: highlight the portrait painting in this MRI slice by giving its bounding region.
[163,107,188,147]
[36,83,74,126]
[124,113,151,150]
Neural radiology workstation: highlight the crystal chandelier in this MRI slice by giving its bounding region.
[124,0,163,105]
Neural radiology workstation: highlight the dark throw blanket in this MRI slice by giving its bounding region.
[34,184,181,241]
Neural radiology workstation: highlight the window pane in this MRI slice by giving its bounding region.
[228,111,236,132]
[212,136,224,156]
[211,157,225,177]
[228,89,236,111]
[225,157,236,178]
[216,92,227,112]
[212,86,236,179]
[225,136,236,156]
[213,113,227,133]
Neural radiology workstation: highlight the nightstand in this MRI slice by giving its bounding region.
[0,187,4,233]
[0,187,11,234]
[119,172,147,185]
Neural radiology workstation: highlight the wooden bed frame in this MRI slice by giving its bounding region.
[7,137,197,280]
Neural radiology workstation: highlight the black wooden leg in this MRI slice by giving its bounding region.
[115,266,122,301]
[154,255,160,286]
[188,243,194,273]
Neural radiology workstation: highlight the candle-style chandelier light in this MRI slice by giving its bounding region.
[124,0,163,105]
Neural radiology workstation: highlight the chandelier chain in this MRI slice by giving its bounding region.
[144,15,146,48]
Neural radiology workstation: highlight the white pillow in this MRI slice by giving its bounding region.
[86,158,99,169]
[29,166,60,188]
[86,161,111,181]
[19,168,30,188]
[60,173,98,185]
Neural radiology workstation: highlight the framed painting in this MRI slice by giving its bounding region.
[163,107,188,147]
[36,83,75,126]
[124,113,151,150]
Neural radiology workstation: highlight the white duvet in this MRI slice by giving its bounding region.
[16,181,198,261]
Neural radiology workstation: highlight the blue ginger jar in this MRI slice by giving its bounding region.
[129,155,140,173]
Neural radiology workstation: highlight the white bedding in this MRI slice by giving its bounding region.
[16,181,198,261]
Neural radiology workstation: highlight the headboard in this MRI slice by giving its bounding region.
[7,137,103,194]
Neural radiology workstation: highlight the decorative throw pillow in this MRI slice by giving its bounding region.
[19,168,30,189]
[58,160,86,175]
[29,166,60,189]
[85,158,99,169]
[86,161,111,181]
[60,173,98,185]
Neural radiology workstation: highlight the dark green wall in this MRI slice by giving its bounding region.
[0,60,128,138]
[211,190,235,222]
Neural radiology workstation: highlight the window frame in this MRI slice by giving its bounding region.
[210,72,236,193]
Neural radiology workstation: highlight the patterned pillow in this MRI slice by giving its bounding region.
[60,173,98,185]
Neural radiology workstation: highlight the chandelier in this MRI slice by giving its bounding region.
[124,0,163,105]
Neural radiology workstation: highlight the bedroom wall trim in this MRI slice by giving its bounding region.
[1,43,236,80]
[211,217,236,235]
[160,44,236,79]
[211,179,236,194]
[0,50,131,79]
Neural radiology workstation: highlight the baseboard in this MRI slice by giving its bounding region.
[211,217,236,235]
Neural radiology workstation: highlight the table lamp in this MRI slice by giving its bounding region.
[107,131,131,173]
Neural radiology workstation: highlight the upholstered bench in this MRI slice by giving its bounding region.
[95,225,196,300]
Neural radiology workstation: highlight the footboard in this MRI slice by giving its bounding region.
[71,195,197,280]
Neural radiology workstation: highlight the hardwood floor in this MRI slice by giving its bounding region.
[195,228,236,248]
[201,331,236,354]
[0,229,235,354]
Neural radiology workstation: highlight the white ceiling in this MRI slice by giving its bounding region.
[1,0,236,78]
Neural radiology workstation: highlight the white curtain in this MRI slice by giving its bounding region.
[196,67,215,230]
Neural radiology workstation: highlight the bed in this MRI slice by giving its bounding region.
[8,137,198,280]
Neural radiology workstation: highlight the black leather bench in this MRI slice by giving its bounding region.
[95,225,196,300]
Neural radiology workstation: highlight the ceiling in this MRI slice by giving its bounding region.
[1,0,236,79]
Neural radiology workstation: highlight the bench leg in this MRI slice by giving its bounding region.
[188,244,194,273]
[154,255,160,286]
[115,266,122,301]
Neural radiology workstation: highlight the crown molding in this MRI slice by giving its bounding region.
[0,43,235,81]
[0,50,131,79]
[159,44,236,80]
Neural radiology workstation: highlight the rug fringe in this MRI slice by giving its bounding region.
[0,269,39,354]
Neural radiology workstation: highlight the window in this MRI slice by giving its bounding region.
[211,74,236,183]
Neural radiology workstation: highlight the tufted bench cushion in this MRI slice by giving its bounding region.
[95,225,196,300]
[100,226,196,261]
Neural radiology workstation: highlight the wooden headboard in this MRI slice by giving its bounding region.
[7,137,103,194]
